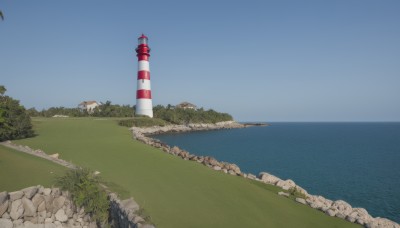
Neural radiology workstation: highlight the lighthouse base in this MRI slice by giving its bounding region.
[136,99,153,118]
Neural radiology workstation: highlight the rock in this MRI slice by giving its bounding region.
[0,192,8,205]
[133,215,145,223]
[366,217,400,228]
[326,209,337,217]
[121,198,139,212]
[49,153,59,159]
[93,171,101,175]
[37,201,46,212]
[44,223,56,228]
[0,218,13,228]
[247,174,256,180]
[330,200,352,219]
[44,195,54,212]
[346,207,372,225]
[23,186,39,199]
[10,199,24,220]
[0,200,9,217]
[295,198,307,205]
[42,189,52,196]
[2,212,10,219]
[13,218,23,226]
[22,197,37,216]
[32,194,45,208]
[276,179,296,191]
[278,192,290,197]
[51,188,61,197]
[44,218,53,223]
[55,209,68,222]
[258,172,281,185]
[51,196,66,213]
[9,191,24,201]
[213,166,221,171]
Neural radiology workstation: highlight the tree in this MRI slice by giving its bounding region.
[0,85,34,141]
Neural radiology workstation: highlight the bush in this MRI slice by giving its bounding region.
[118,117,169,128]
[0,85,34,141]
[288,186,307,199]
[55,168,109,226]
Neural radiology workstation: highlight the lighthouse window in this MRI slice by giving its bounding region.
[139,38,148,45]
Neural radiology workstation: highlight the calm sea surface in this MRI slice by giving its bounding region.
[154,122,400,223]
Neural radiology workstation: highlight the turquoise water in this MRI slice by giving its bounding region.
[154,122,400,223]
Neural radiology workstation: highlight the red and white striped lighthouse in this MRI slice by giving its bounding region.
[135,34,153,117]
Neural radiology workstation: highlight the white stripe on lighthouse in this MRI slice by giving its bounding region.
[137,79,151,90]
[136,99,153,110]
[138,61,150,72]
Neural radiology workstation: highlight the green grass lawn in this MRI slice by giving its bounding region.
[0,145,67,191]
[13,118,359,228]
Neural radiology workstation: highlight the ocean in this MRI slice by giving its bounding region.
[153,122,400,223]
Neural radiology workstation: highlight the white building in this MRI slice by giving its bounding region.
[78,101,100,113]
[176,102,197,110]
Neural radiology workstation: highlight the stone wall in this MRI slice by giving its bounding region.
[0,186,95,228]
[0,186,155,228]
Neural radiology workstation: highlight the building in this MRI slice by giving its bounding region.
[135,34,153,118]
[176,102,197,110]
[78,101,100,113]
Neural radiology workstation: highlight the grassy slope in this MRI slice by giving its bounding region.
[14,118,358,228]
[0,145,67,191]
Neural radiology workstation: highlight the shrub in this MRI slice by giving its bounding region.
[0,85,34,141]
[288,186,307,199]
[55,168,109,226]
[118,117,168,128]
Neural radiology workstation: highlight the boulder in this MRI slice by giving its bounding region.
[213,166,221,171]
[41,188,52,196]
[55,209,68,222]
[0,218,13,228]
[278,192,290,197]
[0,200,9,217]
[325,209,337,217]
[51,196,66,213]
[44,223,56,228]
[37,201,46,212]
[49,153,59,159]
[366,217,400,228]
[23,186,39,199]
[247,174,256,180]
[295,198,307,205]
[22,197,37,217]
[10,199,24,220]
[0,192,7,205]
[1,212,10,219]
[32,194,45,208]
[44,195,54,212]
[276,179,296,191]
[121,198,139,213]
[9,191,24,201]
[330,200,352,219]
[258,172,281,185]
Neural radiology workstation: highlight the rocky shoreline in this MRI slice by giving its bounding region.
[130,121,399,228]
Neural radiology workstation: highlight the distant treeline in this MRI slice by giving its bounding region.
[28,101,134,118]
[153,105,233,124]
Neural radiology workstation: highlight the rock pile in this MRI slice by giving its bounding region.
[258,172,399,228]
[0,186,95,228]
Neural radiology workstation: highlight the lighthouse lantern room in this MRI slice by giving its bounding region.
[135,34,153,118]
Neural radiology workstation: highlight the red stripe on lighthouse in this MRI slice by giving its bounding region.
[137,90,152,99]
[137,71,150,80]
[138,55,149,61]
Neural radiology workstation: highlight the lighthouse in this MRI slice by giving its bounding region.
[135,34,153,118]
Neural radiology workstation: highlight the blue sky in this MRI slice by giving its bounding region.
[1,1,399,121]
